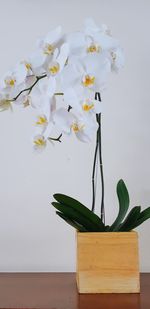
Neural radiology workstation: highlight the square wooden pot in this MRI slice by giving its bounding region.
[76,231,140,293]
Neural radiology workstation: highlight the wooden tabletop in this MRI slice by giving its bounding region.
[0,273,149,309]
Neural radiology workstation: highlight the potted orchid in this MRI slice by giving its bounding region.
[1,18,150,294]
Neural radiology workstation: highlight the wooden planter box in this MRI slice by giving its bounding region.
[76,231,140,293]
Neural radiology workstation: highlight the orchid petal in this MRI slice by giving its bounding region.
[45,26,62,44]
[64,88,81,112]
[53,108,74,133]
[83,17,100,35]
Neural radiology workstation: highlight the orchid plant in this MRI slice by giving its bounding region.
[1,18,150,232]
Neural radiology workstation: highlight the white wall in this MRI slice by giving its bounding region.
[0,0,150,272]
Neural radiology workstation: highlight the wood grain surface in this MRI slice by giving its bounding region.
[77,231,140,293]
[0,273,149,309]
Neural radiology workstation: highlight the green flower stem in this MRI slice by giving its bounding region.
[12,74,47,101]
[9,74,64,103]
[91,125,99,212]
[48,134,62,143]
[92,92,105,224]
[97,111,105,223]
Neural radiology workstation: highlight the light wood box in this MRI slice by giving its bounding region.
[76,231,140,293]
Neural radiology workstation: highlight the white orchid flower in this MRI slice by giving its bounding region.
[80,53,111,91]
[35,114,48,131]
[14,93,31,108]
[0,63,27,98]
[20,60,33,77]
[38,26,62,54]
[63,53,111,94]
[31,93,53,139]
[31,93,52,143]
[83,18,119,55]
[46,43,69,77]
[43,43,69,97]
[64,87,102,115]
[0,94,12,111]
[53,106,98,142]
[20,27,63,78]
[59,61,80,92]
[36,26,62,65]
[30,88,50,110]
[33,134,47,152]
[53,108,74,134]
[34,95,56,139]
[20,52,46,77]
[30,77,55,111]
[110,47,125,72]
[61,52,111,95]
[24,26,63,81]
[31,81,56,145]
[66,18,118,62]
[83,18,110,36]
[65,32,86,60]
[0,19,124,148]
[34,114,54,139]
[71,114,98,142]
[38,76,55,96]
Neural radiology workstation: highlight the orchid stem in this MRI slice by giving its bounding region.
[48,133,62,143]
[12,74,47,101]
[97,110,105,224]
[91,126,99,212]
[9,75,64,104]
[91,92,105,224]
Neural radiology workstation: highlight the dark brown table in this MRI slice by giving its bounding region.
[0,273,149,309]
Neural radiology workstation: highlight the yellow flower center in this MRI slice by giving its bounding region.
[49,63,60,76]
[43,44,54,55]
[36,115,47,125]
[71,123,84,133]
[87,44,101,53]
[82,75,95,87]
[34,137,46,147]
[0,99,12,111]
[5,78,16,87]
[25,62,32,70]
[82,102,94,111]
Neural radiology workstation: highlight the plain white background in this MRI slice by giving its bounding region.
[0,0,150,272]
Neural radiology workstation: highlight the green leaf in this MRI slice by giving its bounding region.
[104,225,110,231]
[109,179,130,231]
[52,201,104,231]
[56,211,87,232]
[53,194,105,231]
[118,206,141,231]
[131,207,150,229]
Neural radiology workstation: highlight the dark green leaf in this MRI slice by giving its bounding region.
[118,206,141,231]
[52,202,104,231]
[109,179,130,231]
[104,225,110,231]
[56,211,87,232]
[131,207,150,229]
[53,194,105,231]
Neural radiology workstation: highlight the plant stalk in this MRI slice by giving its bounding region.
[97,112,105,224]
[91,127,99,212]
[12,74,47,101]
[91,92,105,224]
